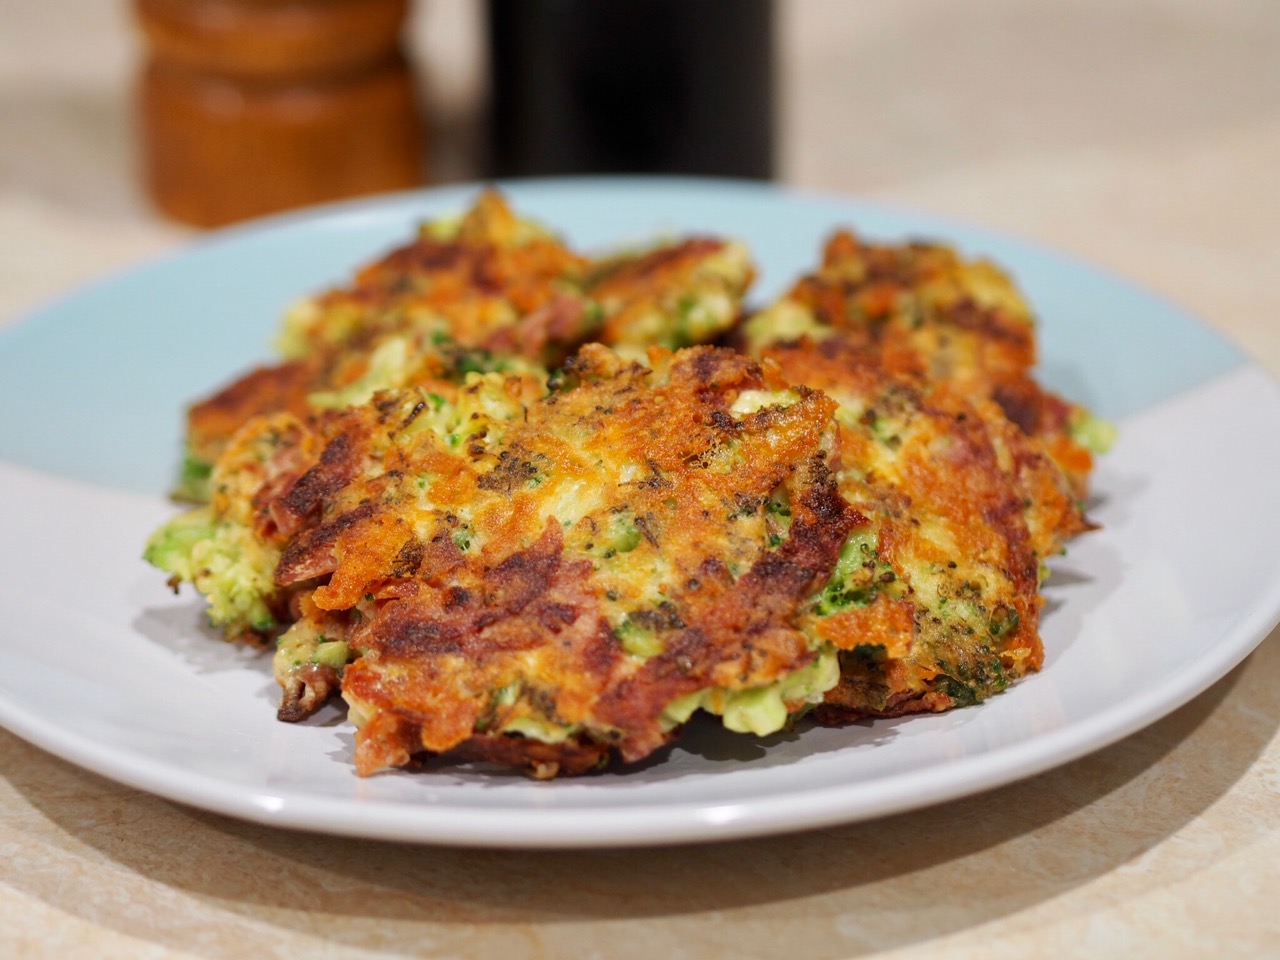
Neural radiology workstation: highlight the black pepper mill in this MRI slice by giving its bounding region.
[486,0,775,179]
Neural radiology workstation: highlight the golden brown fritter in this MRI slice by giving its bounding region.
[734,229,1101,722]
[161,344,854,776]
[182,192,755,497]
[275,190,591,364]
[585,236,754,352]
[183,192,586,488]
[324,346,851,775]
[739,229,1100,496]
[150,367,551,644]
[760,335,1088,720]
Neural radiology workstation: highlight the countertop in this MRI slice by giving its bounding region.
[2,1,1278,956]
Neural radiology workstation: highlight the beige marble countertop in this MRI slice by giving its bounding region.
[2,1,1278,956]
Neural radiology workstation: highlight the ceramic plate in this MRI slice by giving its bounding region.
[1,179,1277,848]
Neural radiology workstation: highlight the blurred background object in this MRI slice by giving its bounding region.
[132,0,780,226]
[485,0,775,179]
[135,0,425,227]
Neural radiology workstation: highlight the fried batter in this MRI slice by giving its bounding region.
[585,236,754,353]
[739,229,1106,496]
[759,335,1088,719]
[182,192,584,491]
[736,228,1102,720]
[183,193,755,498]
[329,346,852,774]
[147,213,1109,778]
[155,345,854,775]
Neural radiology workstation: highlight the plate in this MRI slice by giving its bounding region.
[1,178,1277,849]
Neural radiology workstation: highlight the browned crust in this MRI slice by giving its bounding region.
[748,228,1098,496]
[592,448,854,760]
[186,360,317,466]
[589,237,752,348]
[760,334,1053,720]
[277,663,341,722]
[183,206,756,473]
[182,191,592,468]
[249,345,851,775]
[446,734,612,779]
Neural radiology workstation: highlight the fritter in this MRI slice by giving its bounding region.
[585,236,753,353]
[181,192,754,499]
[180,192,584,498]
[146,214,1109,778]
[735,229,1101,720]
[274,189,589,363]
[760,334,1089,719]
[148,368,548,644]
[738,229,1111,496]
[151,344,855,776]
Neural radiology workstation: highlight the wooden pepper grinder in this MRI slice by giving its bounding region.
[135,0,425,228]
